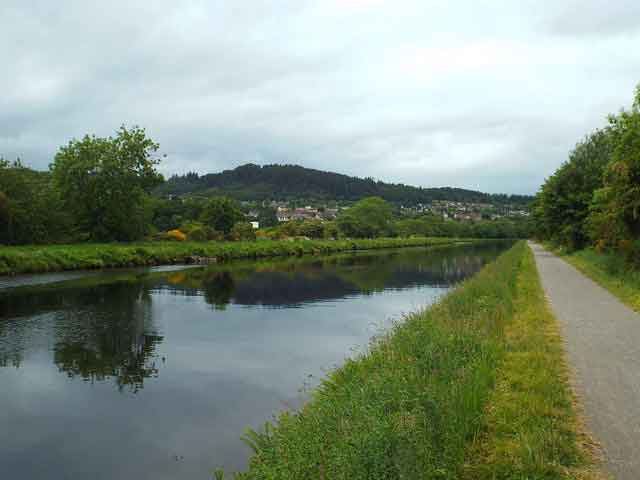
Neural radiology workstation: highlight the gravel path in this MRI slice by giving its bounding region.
[530,242,640,480]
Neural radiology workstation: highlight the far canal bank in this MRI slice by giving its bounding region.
[0,237,478,276]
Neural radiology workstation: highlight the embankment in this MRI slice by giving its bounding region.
[235,242,601,480]
[0,237,465,276]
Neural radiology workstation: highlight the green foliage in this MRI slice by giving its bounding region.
[337,197,395,238]
[534,83,640,263]
[0,191,10,242]
[533,128,612,250]
[157,163,532,206]
[395,216,530,239]
[395,218,433,237]
[257,207,278,228]
[200,197,244,234]
[51,125,163,242]
[229,222,256,241]
[182,222,209,242]
[322,221,340,239]
[295,219,324,239]
[258,220,342,240]
[591,87,640,245]
[0,158,71,245]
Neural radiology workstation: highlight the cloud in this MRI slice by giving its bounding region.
[1,0,639,194]
[548,0,640,36]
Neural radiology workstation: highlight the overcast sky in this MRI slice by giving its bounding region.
[2,1,639,194]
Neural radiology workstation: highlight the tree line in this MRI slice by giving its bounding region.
[0,126,531,246]
[533,84,640,265]
[157,163,533,206]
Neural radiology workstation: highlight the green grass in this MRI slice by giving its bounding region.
[463,244,602,480]
[222,242,602,479]
[0,237,466,276]
[558,248,640,312]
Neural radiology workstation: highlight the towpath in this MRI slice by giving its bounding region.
[530,242,640,480]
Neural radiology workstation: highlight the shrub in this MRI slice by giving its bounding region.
[166,229,187,241]
[187,226,208,242]
[229,222,256,241]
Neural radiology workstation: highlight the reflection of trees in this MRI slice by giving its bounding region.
[0,242,510,381]
[203,272,235,310]
[0,337,23,368]
[155,242,509,308]
[0,281,164,393]
[52,283,162,393]
[230,272,358,307]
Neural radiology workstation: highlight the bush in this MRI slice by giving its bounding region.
[229,222,256,241]
[166,229,187,241]
[187,226,208,242]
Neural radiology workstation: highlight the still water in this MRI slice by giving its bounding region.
[0,243,508,479]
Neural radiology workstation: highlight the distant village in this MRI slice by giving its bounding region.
[401,200,530,222]
[241,199,530,227]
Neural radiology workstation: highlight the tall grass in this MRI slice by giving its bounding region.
[227,242,601,480]
[0,237,463,276]
[463,244,602,479]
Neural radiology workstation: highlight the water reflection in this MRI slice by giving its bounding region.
[0,244,505,389]
[155,245,499,308]
[0,243,509,479]
[52,283,163,392]
[0,282,163,392]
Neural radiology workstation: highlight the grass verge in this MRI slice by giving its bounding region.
[462,243,604,479]
[558,248,640,312]
[226,242,602,479]
[0,237,465,276]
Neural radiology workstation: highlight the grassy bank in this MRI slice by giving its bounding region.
[0,237,464,276]
[231,242,600,480]
[557,248,640,313]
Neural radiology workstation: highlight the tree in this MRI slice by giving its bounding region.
[0,158,70,244]
[200,197,244,234]
[533,128,612,249]
[337,197,394,238]
[297,219,324,239]
[0,191,11,243]
[51,126,164,241]
[257,207,278,228]
[229,222,256,241]
[592,87,640,243]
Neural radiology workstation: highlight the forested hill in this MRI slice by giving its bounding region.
[157,164,532,205]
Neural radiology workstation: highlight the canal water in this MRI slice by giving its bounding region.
[0,243,508,479]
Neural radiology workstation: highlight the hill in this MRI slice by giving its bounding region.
[157,163,532,206]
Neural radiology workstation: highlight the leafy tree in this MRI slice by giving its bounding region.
[200,197,244,234]
[257,207,278,228]
[0,158,70,244]
[0,191,11,242]
[395,218,432,237]
[229,222,256,241]
[51,126,164,241]
[322,221,340,239]
[533,128,612,249]
[591,87,640,243]
[337,197,394,238]
[297,219,325,239]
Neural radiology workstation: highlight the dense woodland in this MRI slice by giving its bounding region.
[157,163,532,206]
[533,84,640,266]
[0,127,531,246]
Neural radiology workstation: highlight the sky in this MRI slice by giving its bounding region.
[2,1,639,195]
